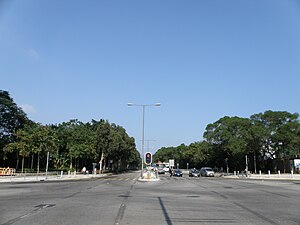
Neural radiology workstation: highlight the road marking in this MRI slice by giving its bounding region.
[114,181,137,225]
[114,203,126,225]
[211,191,228,199]
[259,189,290,198]
[99,177,138,181]
[63,191,81,199]
[233,202,279,225]
[158,197,173,225]
[2,204,56,225]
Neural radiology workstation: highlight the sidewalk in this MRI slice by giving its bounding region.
[0,173,108,183]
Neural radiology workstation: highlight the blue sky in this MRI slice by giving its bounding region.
[1,0,300,153]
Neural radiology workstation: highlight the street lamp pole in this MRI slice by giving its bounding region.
[128,103,161,178]
[143,140,156,153]
[141,105,145,178]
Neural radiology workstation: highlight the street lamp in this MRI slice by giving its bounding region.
[127,103,161,178]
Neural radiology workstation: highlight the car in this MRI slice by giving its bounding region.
[157,168,165,174]
[173,169,183,177]
[200,167,215,177]
[163,166,169,172]
[189,168,200,177]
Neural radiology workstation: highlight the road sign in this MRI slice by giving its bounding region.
[169,159,174,167]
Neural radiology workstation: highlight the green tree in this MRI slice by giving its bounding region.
[251,111,300,172]
[0,90,31,166]
[29,124,58,173]
[153,144,186,168]
[204,116,251,171]
[96,120,112,172]
[184,141,211,168]
[56,120,95,171]
[108,124,140,171]
[6,128,33,172]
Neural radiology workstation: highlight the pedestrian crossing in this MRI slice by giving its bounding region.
[159,176,202,181]
[100,176,204,181]
[101,177,137,181]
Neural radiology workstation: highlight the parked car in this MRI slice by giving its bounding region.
[173,169,183,177]
[189,168,200,177]
[200,167,215,177]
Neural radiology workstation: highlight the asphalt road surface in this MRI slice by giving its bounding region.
[1,171,300,225]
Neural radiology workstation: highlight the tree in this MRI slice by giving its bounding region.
[244,121,269,173]
[203,116,251,171]
[56,120,96,171]
[184,141,211,168]
[96,120,112,173]
[108,124,139,171]
[251,111,300,172]
[0,90,30,166]
[153,144,186,168]
[3,128,32,172]
[29,124,58,173]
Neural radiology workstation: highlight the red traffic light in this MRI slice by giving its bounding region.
[145,152,152,164]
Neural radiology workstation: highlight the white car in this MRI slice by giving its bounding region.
[163,166,169,172]
[200,167,215,177]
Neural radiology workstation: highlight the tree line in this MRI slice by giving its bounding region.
[154,111,300,173]
[0,90,140,172]
[3,89,300,174]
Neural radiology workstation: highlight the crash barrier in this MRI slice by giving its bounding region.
[0,167,16,176]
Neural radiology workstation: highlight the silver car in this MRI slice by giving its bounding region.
[200,167,215,177]
[157,168,165,174]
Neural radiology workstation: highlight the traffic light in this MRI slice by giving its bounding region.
[145,152,152,165]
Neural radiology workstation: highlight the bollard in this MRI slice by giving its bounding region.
[60,171,63,178]
[73,171,76,177]
[68,171,70,176]
[237,171,240,176]
[268,170,271,178]
[278,170,280,178]
[291,170,294,178]
[259,170,261,178]
[234,171,236,176]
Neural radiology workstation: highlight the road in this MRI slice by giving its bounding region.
[0,171,300,225]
